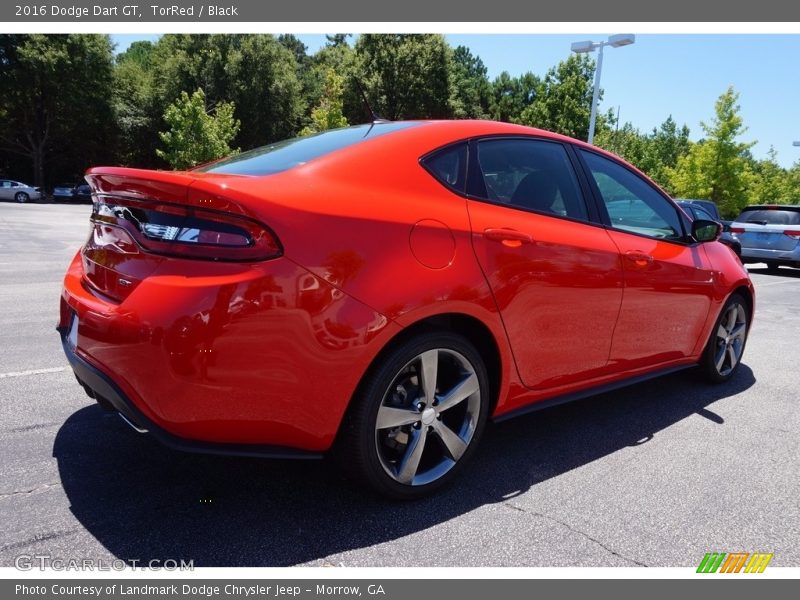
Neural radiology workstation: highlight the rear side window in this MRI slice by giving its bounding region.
[580,150,683,241]
[472,138,589,221]
[420,143,467,193]
[197,121,420,176]
[735,208,800,225]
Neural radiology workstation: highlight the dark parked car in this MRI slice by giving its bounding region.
[730,204,800,271]
[73,182,92,202]
[676,200,741,258]
[52,183,78,200]
[52,180,92,202]
[675,198,722,220]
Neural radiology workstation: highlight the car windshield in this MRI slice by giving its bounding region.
[196,121,421,176]
[735,208,800,225]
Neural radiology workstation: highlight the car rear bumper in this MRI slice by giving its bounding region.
[58,250,399,453]
[740,246,800,265]
[58,326,322,459]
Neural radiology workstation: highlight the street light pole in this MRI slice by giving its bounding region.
[587,43,604,145]
[571,34,635,146]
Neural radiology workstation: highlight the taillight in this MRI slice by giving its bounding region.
[729,227,745,234]
[784,230,800,238]
[91,195,282,261]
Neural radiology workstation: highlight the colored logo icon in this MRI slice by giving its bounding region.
[697,552,773,573]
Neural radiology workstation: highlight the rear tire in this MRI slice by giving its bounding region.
[698,293,750,383]
[336,332,489,499]
[15,192,29,203]
[766,261,779,272]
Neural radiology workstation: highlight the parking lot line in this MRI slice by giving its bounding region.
[0,367,66,379]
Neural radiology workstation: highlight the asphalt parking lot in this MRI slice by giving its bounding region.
[0,202,798,568]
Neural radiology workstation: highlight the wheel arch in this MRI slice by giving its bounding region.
[732,283,755,327]
[334,311,505,445]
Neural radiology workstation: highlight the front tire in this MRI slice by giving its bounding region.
[337,332,489,499]
[698,293,750,383]
[15,192,29,203]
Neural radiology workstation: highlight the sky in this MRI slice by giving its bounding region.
[111,33,800,168]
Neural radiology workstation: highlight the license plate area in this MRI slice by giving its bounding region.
[66,311,79,351]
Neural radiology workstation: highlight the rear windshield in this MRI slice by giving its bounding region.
[735,208,800,225]
[197,121,421,176]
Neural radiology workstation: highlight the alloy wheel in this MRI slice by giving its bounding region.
[374,348,482,487]
[713,302,747,377]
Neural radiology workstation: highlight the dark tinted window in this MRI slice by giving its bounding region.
[198,122,421,176]
[691,200,720,220]
[421,143,467,192]
[581,150,683,240]
[735,208,800,225]
[692,206,716,221]
[473,139,588,221]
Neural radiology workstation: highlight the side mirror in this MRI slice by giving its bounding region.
[692,219,722,242]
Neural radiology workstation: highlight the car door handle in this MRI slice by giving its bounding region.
[483,228,533,247]
[624,250,654,267]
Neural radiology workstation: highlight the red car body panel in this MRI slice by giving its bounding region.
[58,120,754,453]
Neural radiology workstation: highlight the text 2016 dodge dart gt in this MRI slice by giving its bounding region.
[58,120,753,498]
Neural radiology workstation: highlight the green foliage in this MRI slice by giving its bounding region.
[299,68,348,136]
[669,87,756,217]
[449,46,492,119]
[488,71,539,123]
[0,34,115,186]
[353,34,452,121]
[595,116,691,192]
[156,88,239,170]
[786,162,800,204]
[749,146,793,205]
[151,35,304,151]
[3,33,798,205]
[114,42,157,166]
[516,54,600,140]
[307,36,356,126]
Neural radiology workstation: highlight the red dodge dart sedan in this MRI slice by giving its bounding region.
[58,120,753,498]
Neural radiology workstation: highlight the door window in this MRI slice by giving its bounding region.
[581,150,684,240]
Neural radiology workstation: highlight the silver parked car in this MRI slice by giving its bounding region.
[0,179,41,203]
[730,204,800,271]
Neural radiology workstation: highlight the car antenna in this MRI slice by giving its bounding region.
[355,80,391,125]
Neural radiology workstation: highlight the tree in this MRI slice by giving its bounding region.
[669,87,755,217]
[299,68,348,135]
[489,71,539,123]
[517,54,599,140]
[449,46,492,119]
[750,147,792,204]
[596,115,691,192]
[114,41,157,167]
[278,34,309,69]
[0,34,115,186]
[786,162,800,204]
[325,34,351,47]
[156,88,239,170]
[151,35,304,151]
[352,34,452,121]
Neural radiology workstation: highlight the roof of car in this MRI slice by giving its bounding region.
[740,204,800,210]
